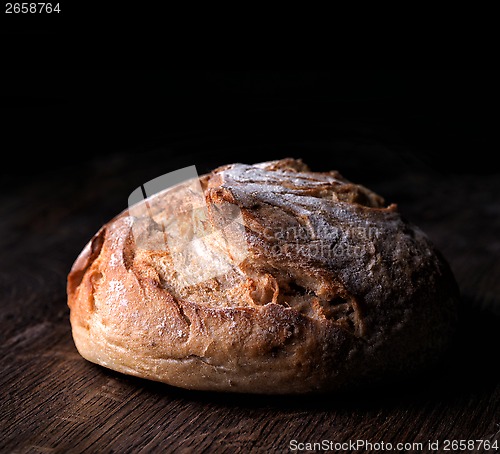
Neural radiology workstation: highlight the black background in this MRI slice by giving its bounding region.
[1,70,498,186]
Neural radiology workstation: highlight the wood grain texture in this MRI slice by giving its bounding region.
[1,149,499,454]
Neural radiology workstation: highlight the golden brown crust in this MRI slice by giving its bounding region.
[67,158,459,394]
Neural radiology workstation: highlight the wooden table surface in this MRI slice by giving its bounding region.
[1,145,499,453]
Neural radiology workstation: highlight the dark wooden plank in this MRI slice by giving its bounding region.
[1,149,499,454]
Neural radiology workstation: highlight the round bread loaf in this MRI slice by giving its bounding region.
[67,158,459,394]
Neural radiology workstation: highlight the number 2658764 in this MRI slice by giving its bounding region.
[5,3,60,13]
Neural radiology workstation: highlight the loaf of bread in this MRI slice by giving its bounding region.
[67,158,459,394]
